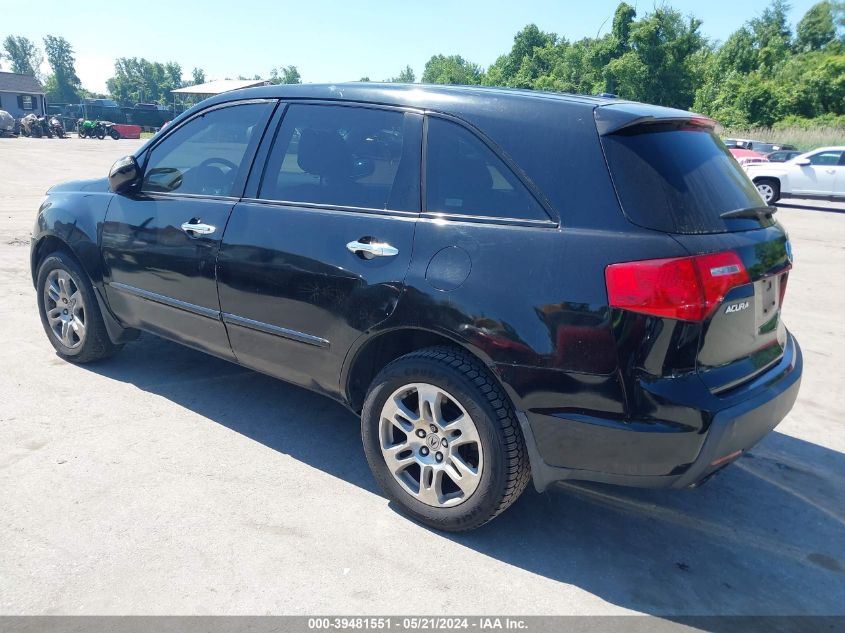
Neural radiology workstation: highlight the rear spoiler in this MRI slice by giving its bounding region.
[594,102,715,136]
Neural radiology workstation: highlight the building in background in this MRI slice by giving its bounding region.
[0,72,46,118]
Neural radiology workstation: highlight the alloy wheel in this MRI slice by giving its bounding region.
[43,269,86,349]
[756,182,775,204]
[379,383,484,508]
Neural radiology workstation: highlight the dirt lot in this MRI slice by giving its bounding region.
[1,137,843,616]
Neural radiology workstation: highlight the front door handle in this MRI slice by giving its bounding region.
[346,239,399,259]
[181,220,216,236]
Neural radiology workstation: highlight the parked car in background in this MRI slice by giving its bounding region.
[748,147,845,203]
[724,138,796,153]
[766,150,802,163]
[30,85,802,531]
[729,147,768,169]
[0,109,15,137]
[749,142,796,153]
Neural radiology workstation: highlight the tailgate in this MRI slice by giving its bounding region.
[673,227,792,393]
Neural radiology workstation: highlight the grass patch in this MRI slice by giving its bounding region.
[718,125,845,151]
[140,131,156,139]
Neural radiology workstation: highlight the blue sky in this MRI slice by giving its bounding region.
[3,0,819,92]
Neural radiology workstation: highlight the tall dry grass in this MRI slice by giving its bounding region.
[717,125,845,151]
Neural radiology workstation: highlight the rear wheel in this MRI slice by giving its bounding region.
[755,178,780,204]
[361,346,530,531]
[36,251,122,363]
[109,128,120,140]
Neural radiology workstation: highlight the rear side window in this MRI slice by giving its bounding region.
[260,104,419,211]
[425,117,547,221]
[601,124,769,234]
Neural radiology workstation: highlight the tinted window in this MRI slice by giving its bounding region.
[261,104,419,211]
[425,117,547,221]
[808,150,843,166]
[142,102,272,196]
[601,124,769,234]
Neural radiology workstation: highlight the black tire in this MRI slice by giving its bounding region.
[36,251,122,363]
[109,128,120,140]
[31,125,41,138]
[754,177,781,204]
[95,127,105,140]
[361,346,531,531]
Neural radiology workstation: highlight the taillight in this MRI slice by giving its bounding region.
[605,251,750,321]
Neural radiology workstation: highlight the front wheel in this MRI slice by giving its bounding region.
[755,178,780,204]
[36,251,122,363]
[361,347,530,531]
[95,127,105,140]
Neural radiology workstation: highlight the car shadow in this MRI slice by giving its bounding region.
[777,200,845,214]
[78,334,845,619]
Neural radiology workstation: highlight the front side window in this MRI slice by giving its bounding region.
[142,102,273,197]
[260,104,419,211]
[425,117,547,221]
[808,151,843,166]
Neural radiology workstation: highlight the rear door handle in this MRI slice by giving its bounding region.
[180,221,216,235]
[346,239,399,258]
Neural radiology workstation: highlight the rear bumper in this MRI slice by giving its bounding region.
[520,333,802,492]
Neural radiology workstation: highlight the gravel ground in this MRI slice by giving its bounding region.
[1,137,843,617]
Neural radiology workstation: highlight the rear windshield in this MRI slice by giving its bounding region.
[601,123,771,234]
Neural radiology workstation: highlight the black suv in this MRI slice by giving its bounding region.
[31,84,802,531]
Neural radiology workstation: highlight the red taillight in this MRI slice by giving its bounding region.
[605,251,750,321]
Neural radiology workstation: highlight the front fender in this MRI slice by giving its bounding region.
[30,188,114,287]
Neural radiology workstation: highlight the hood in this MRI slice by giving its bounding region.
[48,177,111,194]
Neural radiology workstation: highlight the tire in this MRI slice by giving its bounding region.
[109,128,120,140]
[78,129,86,138]
[755,178,780,204]
[31,125,41,138]
[95,127,105,140]
[361,346,530,531]
[36,251,122,363]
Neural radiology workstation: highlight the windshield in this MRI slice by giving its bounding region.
[601,123,774,234]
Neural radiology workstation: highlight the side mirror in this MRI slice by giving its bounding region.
[109,155,141,193]
[795,158,811,166]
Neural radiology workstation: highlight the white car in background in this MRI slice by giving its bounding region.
[747,147,845,204]
[0,109,15,137]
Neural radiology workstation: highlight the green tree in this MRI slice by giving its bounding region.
[388,65,415,83]
[2,35,42,77]
[191,67,206,86]
[602,7,707,108]
[269,65,301,84]
[42,36,81,103]
[107,57,184,105]
[796,1,837,50]
[421,54,482,85]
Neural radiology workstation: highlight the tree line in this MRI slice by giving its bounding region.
[419,0,845,129]
[2,1,843,129]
